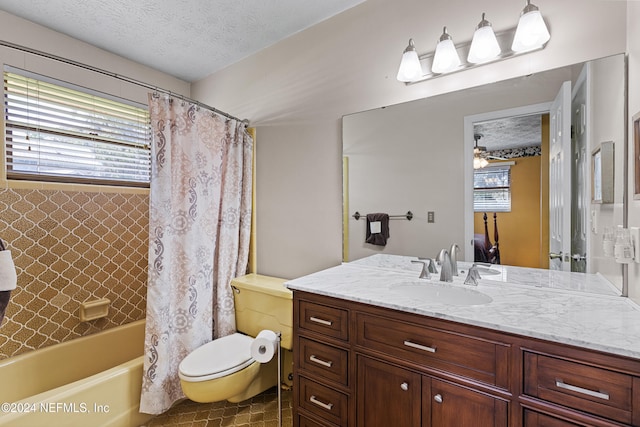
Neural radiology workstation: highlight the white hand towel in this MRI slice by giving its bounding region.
[0,251,17,291]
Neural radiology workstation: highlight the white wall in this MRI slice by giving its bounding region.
[627,2,640,304]
[192,0,629,278]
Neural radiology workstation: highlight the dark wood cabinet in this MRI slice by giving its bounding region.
[356,355,507,427]
[292,290,640,427]
[357,355,422,427]
[426,377,508,427]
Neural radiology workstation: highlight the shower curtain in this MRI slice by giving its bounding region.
[140,94,253,414]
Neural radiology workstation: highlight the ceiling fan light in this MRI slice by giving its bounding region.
[511,1,550,52]
[432,27,461,74]
[397,39,423,82]
[468,13,501,64]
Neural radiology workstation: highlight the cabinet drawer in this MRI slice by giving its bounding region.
[298,300,349,341]
[356,312,508,387]
[524,352,636,425]
[297,413,337,427]
[299,337,349,387]
[299,376,349,426]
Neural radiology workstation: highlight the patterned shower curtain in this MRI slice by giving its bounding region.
[140,94,253,414]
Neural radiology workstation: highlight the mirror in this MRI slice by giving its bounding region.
[343,54,626,291]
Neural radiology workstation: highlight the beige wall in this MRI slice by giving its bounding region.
[192,0,630,279]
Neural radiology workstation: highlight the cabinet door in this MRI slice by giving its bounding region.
[425,378,508,427]
[357,356,422,427]
[523,410,582,426]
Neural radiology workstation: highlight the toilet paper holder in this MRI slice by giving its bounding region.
[251,330,283,427]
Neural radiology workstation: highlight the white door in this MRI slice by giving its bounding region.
[549,81,572,271]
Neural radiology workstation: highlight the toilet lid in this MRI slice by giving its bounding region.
[179,333,255,380]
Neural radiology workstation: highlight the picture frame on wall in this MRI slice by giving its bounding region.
[592,141,614,204]
[634,112,640,199]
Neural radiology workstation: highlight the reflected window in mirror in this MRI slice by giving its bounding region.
[473,164,512,212]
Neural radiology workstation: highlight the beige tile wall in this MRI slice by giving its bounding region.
[0,187,149,359]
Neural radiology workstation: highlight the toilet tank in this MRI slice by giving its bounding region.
[231,274,293,350]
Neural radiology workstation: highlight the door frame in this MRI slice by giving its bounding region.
[463,102,552,262]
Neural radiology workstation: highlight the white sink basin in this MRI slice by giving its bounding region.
[475,266,501,276]
[390,282,493,306]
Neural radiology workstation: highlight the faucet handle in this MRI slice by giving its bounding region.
[411,260,430,279]
[418,257,438,273]
[464,265,481,286]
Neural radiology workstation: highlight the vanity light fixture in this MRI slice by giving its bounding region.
[432,27,461,74]
[511,0,550,52]
[396,2,551,84]
[396,39,423,82]
[467,13,501,64]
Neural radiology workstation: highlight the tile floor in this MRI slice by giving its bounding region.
[143,387,293,427]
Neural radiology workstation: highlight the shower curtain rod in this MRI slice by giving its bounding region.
[0,40,249,126]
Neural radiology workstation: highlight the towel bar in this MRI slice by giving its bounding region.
[352,211,413,221]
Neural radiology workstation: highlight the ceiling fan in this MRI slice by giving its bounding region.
[473,134,507,169]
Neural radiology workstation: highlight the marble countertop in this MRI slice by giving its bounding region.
[285,254,640,360]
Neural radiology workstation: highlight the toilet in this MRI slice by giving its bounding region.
[178,274,293,403]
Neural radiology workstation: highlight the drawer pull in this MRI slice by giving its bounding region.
[309,316,333,326]
[555,379,610,400]
[310,395,334,411]
[400,382,409,391]
[309,355,333,368]
[403,340,437,353]
[434,394,443,403]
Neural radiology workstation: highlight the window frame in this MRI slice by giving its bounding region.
[473,163,513,212]
[3,67,151,188]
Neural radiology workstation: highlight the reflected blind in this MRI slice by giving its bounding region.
[4,71,151,186]
[473,164,511,212]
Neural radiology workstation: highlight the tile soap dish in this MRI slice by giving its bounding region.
[79,298,110,321]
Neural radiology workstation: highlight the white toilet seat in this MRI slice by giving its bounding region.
[179,333,255,382]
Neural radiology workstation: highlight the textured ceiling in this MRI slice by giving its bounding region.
[474,114,542,152]
[0,0,366,82]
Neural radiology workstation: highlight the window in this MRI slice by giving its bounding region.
[4,69,151,187]
[473,164,511,212]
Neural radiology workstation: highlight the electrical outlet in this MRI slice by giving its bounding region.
[631,227,640,263]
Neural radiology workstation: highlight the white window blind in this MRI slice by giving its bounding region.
[4,70,151,186]
[473,164,511,212]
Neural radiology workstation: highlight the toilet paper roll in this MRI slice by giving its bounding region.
[0,251,17,292]
[250,329,279,363]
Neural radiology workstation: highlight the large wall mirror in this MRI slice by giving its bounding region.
[343,54,626,291]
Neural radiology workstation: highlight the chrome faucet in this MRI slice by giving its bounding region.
[411,260,431,279]
[464,265,481,286]
[438,250,453,282]
[449,244,460,276]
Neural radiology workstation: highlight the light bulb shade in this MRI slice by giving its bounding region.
[397,39,423,82]
[511,6,550,52]
[431,29,461,74]
[468,25,501,64]
[473,156,489,169]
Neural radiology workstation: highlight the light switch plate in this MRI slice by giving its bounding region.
[631,227,640,263]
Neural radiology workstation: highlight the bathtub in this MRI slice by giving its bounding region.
[0,319,153,427]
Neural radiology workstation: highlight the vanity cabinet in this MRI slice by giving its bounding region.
[292,290,640,427]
